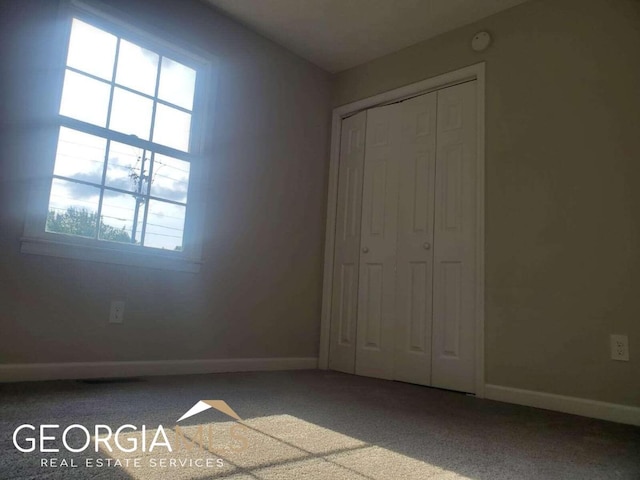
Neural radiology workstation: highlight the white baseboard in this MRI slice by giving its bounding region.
[485,384,640,427]
[0,357,319,383]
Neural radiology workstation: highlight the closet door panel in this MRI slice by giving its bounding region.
[394,92,437,385]
[329,111,367,374]
[432,81,477,393]
[355,103,400,380]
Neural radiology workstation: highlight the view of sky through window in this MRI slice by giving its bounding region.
[48,18,198,251]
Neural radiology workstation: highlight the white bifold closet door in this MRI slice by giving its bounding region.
[355,101,402,380]
[431,81,477,393]
[328,111,367,374]
[393,91,438,385]
[329,81,477,394]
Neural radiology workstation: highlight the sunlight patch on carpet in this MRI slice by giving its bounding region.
[92,414,472,479]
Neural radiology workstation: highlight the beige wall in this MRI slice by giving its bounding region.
[0,0,331,363]
[334,0,640,407]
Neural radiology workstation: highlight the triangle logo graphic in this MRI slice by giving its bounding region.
[177,400,242,422]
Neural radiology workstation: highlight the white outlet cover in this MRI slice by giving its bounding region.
[109,300,125,324]
[610,334,629,361]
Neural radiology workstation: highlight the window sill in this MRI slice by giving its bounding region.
[20,236,202,273]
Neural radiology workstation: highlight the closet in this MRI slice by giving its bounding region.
[328,81,478,393]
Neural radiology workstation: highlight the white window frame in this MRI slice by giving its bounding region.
[20,0,217,273]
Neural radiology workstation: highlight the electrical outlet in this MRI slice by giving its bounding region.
[610,334,629,361]
[109,300,125,324]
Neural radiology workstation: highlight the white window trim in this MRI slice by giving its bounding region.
[20,0,218,273]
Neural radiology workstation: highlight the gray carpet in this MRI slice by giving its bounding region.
[0,370,638,479]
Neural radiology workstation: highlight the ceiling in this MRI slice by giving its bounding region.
[202,0,529,73]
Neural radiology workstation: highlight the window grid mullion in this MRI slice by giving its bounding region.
[58,116,194,162]
[139,199,149,247]
[104,37,120,139]
[94,138,112,241]
[94,37,121,242]
[65,66,112,86]
[129,148,145,245]
[138,53,164,247]
[154,97,192,115]
[52,175,188,209]
[147,54,162,152]
[52,175,100,190]
[139,154,153,247]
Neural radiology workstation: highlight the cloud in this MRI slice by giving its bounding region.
[150,183,187,203]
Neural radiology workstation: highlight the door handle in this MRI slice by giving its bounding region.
[423,242,431,250]
[362,247,369,253]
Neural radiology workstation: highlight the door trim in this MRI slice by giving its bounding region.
[319,62,486,398]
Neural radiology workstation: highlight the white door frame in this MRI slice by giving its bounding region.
[319,62,486,398]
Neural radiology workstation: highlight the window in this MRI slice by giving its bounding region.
[22,3,212,272]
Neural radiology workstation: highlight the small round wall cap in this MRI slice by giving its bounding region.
[471,31,491,52]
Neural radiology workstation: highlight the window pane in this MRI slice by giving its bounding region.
[100,189,143,244]
[109,88,153,139]
[144,200,186,251]
[53,127,106,184]
[66,19,116,80]
[158,57,196,110]
[151,154,190,203]
[115,39,159,96]
[153,104,191,151]
[105,141,149,194]
[59,70,110,126]
[46,179,101,238]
